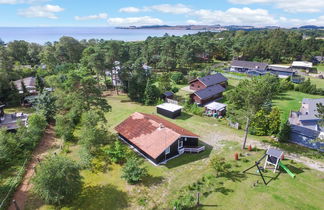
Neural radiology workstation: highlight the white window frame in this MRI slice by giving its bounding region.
[165,146,170,154]
[178,140,183,149]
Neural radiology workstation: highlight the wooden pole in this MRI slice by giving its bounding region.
[197,192,200,206]
[242,117,250,149]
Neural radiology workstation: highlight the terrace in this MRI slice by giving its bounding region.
[0,105,28,130]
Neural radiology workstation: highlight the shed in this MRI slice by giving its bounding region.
[204,102,226,117]
[157,103,183,119]
[161,91,174,100]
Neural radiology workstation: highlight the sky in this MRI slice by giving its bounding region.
[0,0,324,27]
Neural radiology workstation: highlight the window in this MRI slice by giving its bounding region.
[178,140,183,148]
[184,137,187,141]
[165,147,170,154]
[198,85,200,88]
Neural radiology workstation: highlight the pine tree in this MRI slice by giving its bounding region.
[36,74,45,93]
[144,78,160,105]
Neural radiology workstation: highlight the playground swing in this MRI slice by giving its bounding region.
[243,148,295,185]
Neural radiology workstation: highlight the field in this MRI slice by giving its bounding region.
[273,91,323,121]
[24,95,324,210]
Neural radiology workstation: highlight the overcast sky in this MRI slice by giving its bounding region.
[0,0,323,27]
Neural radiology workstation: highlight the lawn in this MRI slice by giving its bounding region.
[316,64,324,72]
[272,91,323,121]
[306,76,324,89]
[24,95,324,210]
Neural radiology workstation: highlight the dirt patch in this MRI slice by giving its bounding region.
[203,131,324,172]
[8,125,59,210]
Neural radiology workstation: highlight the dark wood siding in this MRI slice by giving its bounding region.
[182,137,198,147]
[155,138,180,163]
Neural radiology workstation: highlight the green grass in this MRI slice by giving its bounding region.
[273,91,323,121]
[316,64,324,72]
[4,106,34,114]
[24,95,324,210]
[305,76,324,89]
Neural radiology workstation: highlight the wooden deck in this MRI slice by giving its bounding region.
[183,146,205,153]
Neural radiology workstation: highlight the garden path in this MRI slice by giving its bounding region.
[8,125,58,210]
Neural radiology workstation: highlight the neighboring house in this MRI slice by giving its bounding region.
[268,65,296,78]
[0,104,28,130]
[115,112,204,165]
[288,98,324,151]
[13,77,36,94]
[105,66,122,87]
[230,60,268,76]
[291,61,313,72]
[313,56,324,64]
[189,73,228,91]
[190,84,225,106]
[142,64,152,71]
[189,73,227,106]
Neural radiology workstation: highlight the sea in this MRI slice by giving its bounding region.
[0,27,204,44]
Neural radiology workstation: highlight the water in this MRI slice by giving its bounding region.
[0,27,204,44]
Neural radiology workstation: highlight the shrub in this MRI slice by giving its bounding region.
[170,72,184,84]
[121,157,147,184]
[209,154,231,177]
[104,140,128,164]
[277,121,291,142]
[171,192,196,210]
[32,155,83,205]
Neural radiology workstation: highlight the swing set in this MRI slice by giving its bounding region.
[243,148,295,185]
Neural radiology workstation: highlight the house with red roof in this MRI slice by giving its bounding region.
[115,112,204,165]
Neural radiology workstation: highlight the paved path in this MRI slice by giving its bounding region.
[8,125,58,210]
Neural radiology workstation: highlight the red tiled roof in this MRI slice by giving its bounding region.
[115,112,199,159]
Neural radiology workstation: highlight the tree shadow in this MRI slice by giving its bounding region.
[214,186,234,195]
[142,174,165,187]
[273,93,293,101]
[221,170,247,182]
[165,142,213,169]
[70,184,129,210]
[244,171,281,185]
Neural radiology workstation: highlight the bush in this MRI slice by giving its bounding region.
[279,78,294,92]
[32,155,83,205]
[170,72,185,84]
[171,192,196,210]
[209,154,231,177]
[104,140,128,164]
[171,86,179,93]
[121,157,147,184]
[277,121,291,142]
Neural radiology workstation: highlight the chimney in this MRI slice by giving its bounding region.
[159,123,164,130]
